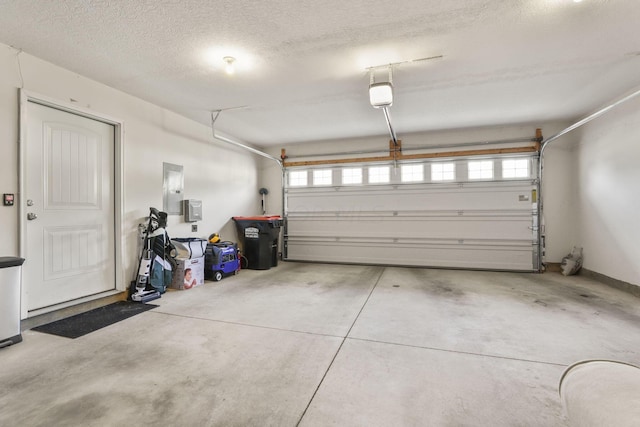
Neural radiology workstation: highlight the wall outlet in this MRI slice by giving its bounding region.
[192,224,198,232]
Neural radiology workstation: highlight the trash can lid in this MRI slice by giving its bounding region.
[0,257,25,268]
[232,216,281,221]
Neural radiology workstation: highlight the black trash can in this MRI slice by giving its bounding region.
[232,216,283,270]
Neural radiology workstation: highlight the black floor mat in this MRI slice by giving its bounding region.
[32,301,157,339]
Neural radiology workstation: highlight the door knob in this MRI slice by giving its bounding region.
[27,212,38,220]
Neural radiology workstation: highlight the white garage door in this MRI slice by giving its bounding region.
[284,155,539,271]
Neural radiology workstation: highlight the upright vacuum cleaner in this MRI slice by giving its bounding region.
[131,207,174,302]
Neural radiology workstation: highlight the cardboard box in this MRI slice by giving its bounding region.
[170,256,205,290]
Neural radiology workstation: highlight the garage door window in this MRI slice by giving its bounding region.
[468,160,493,180]
[368,166,390,184]
[313,169,332,186]
[431,163,456,181]
[289,170,308,187]
[502,159,529,178]
[401,164,424,182]
[342,168,362,185]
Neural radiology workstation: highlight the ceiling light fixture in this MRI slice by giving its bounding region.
[223,56,236,75]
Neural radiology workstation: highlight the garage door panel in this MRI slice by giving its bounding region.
[287,216,534,240]
[287,183,535,213]
[285,240,534,271]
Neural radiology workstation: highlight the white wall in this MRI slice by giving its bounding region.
[541,143,577,262]
[0,43,261,288]
[261,122,577,263]
[573,93,640,286]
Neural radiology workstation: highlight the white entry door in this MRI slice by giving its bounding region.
[24,101,116,313]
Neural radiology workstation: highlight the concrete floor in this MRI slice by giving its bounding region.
[1,262,640,426]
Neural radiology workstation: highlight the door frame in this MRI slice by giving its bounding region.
[18,90,125,319]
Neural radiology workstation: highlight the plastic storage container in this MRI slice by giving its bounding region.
[0,257,25,348]
[232,216,283,270]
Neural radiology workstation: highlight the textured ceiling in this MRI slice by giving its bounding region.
[0,0,639,147]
